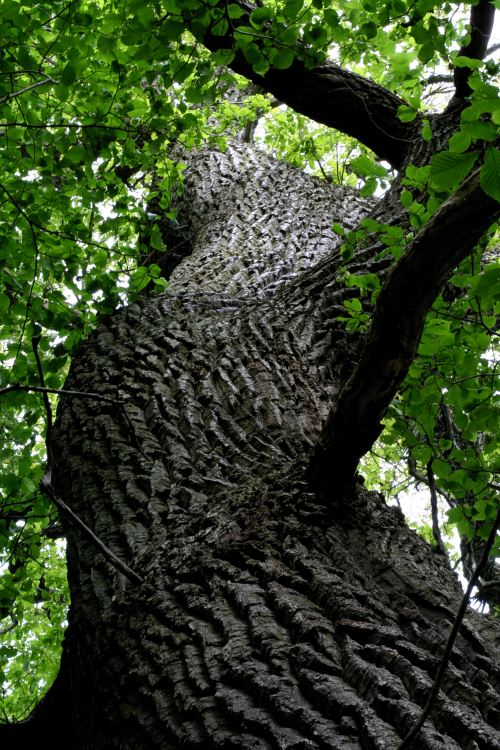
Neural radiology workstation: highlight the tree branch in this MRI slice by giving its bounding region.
[308,170,500,495]
[453,0,496,98]
[396,508,500,749]
[0,75,59,105]
[486,42,500,58]
[426,460,449,559]
[188,6,417,168]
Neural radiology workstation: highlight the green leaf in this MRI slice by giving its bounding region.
[269,47,295,70]
[60,62,77,86]
[361,22,377,39]
[430,151,478,189]
[150,223,165,252]
[344,297,362,312]
[250,6,273,26]
[400,190,413,208]
[0,293,10,314]
[421,120,432,142]
[479,148,500,203]
[433,459,452,478]
[448,131,472,154]
[397,105,418,123]
[418,42,435,63]
[63,145,87,164]
[130,267,151,292]
[454,55,484,69]
[283,0,304,19]
[227,3,245,18]
[350,154,377,176]
[137,7,155,26]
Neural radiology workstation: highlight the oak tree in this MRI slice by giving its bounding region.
[0,1,499,748]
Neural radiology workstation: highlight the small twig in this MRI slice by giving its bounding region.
[486,42,500,57]
[426,460,449,559]
[40,476,144,586]
[0,382,152,463]
[0,76,59,104]
[29,341,146,587]
[397,508,500,749]
[32,335,53,461]
[407,457,453,507]
[0,382,123,403]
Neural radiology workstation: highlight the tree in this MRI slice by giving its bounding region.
[0,0,500,747]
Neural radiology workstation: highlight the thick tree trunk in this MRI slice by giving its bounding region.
[5,143,500,748]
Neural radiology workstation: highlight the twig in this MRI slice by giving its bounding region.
[426,460,449,559]
[0,121,135,132]
[0,383,124,403]
[407,457,453,507]
[425,74,453,85]
[40,476,144,586]
[486,42,500,57]
[397,508,500,749]
[32,335,53,461]
[0,76,59,104]
[0,181,119,254]
[30,342,145,587]
[0,381,152,463]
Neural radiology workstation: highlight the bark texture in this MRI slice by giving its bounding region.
[24,143,499,749]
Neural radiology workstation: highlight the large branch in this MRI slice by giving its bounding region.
[453,0,496,98]
[308,171,500,495]
[188,7,417,168]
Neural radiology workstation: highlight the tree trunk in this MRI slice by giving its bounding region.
[4,141,490,749]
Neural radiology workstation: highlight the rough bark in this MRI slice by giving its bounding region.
[1,142,497,749]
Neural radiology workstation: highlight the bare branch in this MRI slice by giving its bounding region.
[396,508,500,749]
[408,458,453,507]
[425,73,453,85]
[426,460,449,559]
[486,42,500,57]
[0,76,59,105]
[40,476,144,586]
[0,383,123,402]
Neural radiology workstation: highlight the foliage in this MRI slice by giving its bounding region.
[0,0,498,720]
